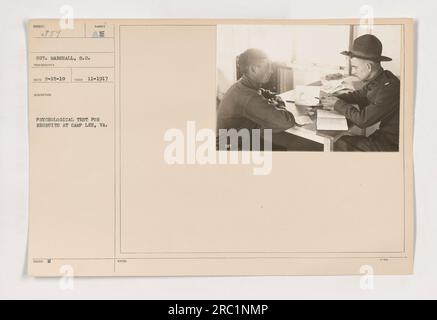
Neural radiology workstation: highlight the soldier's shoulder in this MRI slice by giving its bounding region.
[381,70,400,87]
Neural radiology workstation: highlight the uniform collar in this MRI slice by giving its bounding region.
[365,68,385,89]
[240,75,262,90]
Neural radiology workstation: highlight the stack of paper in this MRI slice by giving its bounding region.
[321,80,348,95]
[317,109,348,131]
[279,96,315,126]
[295,115,313,126]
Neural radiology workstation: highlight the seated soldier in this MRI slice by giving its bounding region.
[321,34,400,152]
[217,48,320,151]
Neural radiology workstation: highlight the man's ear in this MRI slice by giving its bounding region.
[366,62,373,72]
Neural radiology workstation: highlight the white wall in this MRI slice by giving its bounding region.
[217,25,295,96]
[290,25,351,86]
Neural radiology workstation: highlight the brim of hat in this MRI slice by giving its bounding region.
[340,51,392,62]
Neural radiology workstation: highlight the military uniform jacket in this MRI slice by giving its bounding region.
[334,69,400,147]
[217,75,295,134]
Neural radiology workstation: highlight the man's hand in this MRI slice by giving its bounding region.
[267,96,286,108]
[260,88,276,99]
[273,95,286,107]
[321,96,341,111]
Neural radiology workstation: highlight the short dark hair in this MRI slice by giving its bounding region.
[238,48,268,75]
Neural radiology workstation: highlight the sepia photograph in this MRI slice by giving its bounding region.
[216,24,402,152]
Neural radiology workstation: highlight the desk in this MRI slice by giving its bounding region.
[278,89,348,152]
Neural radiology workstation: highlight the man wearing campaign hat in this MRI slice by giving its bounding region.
[322,34,400,152]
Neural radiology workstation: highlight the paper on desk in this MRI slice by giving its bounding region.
[317,109,346,119]
[278,90,296,102]
[295,115,313,125]
[317,109,348,131]
[281,99,314,125]
[294,86,320,106]
[321,80,348,95]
